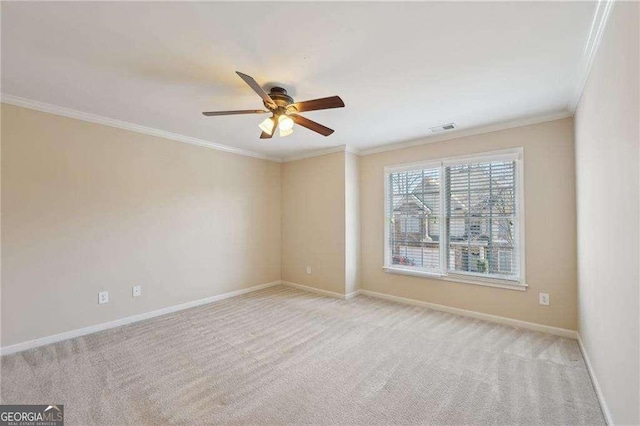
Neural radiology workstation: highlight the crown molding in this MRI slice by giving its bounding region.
[568,0,615,113]
[2,94,572,163]
[0,94,281,162]
[280,144,360,163]
[280,109,571,161]
[357,110,572,157]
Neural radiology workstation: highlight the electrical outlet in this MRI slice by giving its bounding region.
[132,285,142,297]
[539,293,550,306]
[306,266,312,275]
[98,291,109,304]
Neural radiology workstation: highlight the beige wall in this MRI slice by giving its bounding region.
[0,105,589,349]
[360,118,577,330]
[574,2,639,424]
[345,152,360,294]
[281,152,346,294]
[1,104,281,347]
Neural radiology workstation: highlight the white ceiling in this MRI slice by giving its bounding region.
[1,2,597,159]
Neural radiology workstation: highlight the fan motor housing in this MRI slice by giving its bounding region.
[266,87,294,109]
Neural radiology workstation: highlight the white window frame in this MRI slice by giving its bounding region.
[383,147,526,291]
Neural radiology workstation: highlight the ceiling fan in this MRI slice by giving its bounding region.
[202,72,345,139]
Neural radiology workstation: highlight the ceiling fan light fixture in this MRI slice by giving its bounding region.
[258,117,275,135]
[203,72,344,139]
[278,115,294,132]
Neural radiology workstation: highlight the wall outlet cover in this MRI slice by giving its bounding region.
[98,291,109,304]
[539,293,550,306]
[133,285,142,297]
[305,266,312,275]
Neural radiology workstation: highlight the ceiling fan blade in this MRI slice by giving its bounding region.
[236,71,277,109]
[290,114,334,136]
[288,96,344,113]
[202,109,270,116]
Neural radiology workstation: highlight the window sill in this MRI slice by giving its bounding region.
[382,267,527,291]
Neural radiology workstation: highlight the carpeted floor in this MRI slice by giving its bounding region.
[1,285,604,425]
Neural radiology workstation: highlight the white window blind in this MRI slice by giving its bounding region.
[445,159,519,281]
[384,149,523,287]
[387,167,440,272]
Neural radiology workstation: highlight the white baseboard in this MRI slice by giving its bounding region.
[577,334,613,425]
[0,280,281,356]
[280,281,349,300]
[358,289,578,339]
[2,280,578,354]
[345,289,361,300]
[280,282,361,300]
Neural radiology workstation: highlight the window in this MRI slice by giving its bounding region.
[384,149,524,288]
[388,166,441,272]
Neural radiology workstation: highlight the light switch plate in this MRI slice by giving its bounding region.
[133,285,142,297]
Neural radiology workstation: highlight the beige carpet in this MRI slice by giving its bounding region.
[1,285,604,425]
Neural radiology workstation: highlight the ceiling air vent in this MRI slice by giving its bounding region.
[430,123,456,133]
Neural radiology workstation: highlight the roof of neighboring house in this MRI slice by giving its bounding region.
[393,166,514,215]
[392,175,465,213]
[393,194,432,213]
